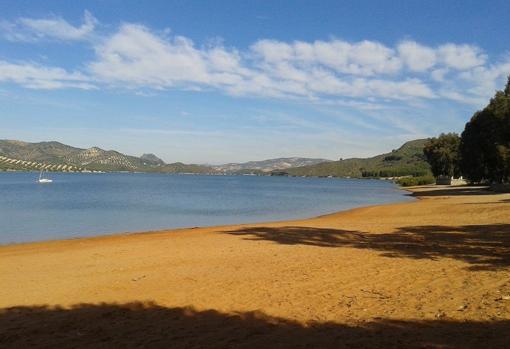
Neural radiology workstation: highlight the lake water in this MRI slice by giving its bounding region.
[0,172,414,244]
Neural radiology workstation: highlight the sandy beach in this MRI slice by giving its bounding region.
[1,185,510,348]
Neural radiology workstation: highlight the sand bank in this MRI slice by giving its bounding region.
[1,185,510,348]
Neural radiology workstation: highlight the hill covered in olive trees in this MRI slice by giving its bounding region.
[0,140,213,173]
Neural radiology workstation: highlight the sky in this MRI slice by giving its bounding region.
[1,0,509,164]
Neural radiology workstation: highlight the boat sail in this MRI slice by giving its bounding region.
[38,169,53,183]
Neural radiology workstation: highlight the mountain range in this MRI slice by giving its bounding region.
[212,157,331,174]
[0,139,431,177]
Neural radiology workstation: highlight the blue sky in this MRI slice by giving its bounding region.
[1,0,509,164]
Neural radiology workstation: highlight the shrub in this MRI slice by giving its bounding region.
[383,155,402,161]
[396,175,435,187]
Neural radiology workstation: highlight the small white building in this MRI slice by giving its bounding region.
[436,175,467,186]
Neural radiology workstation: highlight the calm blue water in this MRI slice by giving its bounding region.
[0,172,413,244]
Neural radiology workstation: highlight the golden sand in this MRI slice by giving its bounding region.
[1,185,510,348]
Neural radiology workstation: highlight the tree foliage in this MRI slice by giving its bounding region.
[423,133,461,177]
[459,76,510,183]
[396,175,435,187]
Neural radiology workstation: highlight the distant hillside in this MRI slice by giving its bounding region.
[141,153,165,165]
[0,140,213,173]
[285,139,431,178]
[214,157,332,173]
[0,138,431,177]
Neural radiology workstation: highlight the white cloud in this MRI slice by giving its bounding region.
[437,44,487,70]
[251,39,402,76]
[431,68,448,82]
[89,24,246,89]
[0,61,94,90]
[398,41,436,71]
[0,12,509,108]
[251,40,294,62]
[359,78,436,99]
[458,60,510,98]
[0,10,97,42]
[432,57,510,105]
[438,89,486,106]
[87,26,435,101]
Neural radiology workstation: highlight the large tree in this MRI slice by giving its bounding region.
[423,133,461,177]
[459,76,510,183]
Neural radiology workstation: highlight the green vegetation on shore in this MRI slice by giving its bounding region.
[396,175,435,187]
[283,139,431,178]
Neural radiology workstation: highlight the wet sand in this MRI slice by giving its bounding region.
[1,185,510,348]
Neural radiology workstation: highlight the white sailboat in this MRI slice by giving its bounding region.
[38,169,53,183]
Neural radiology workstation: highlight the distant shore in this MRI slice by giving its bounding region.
[1,185,510,348]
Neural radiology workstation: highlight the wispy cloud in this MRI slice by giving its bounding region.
[0,11,509,109]
[0,10,97,42]
[0,60,95,90]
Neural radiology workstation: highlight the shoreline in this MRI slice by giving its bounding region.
[0,185,491,249]
[0,181,414,247]
[2,199,418,250]
[1,185,509,347]
[0,199,414,248]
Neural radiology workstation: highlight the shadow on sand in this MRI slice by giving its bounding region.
[409,186,493,197]
[225,224,510,271]
[1,302,509,348]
